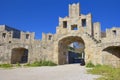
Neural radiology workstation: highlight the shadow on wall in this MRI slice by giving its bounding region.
[102,46,120,67]
[103,46,120,58]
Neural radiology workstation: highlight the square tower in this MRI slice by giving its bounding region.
[69,3,80,18]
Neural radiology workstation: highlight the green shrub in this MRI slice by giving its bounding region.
[24,63,30,66]
[30,61,42,67]
[95,64,102,67]
[0,64,12,68]
[86,61,95,68]
[41,61,49,66]
[25,61,57,67]
[24,62,40,67]
[47,61,57,66]
[16,62,21,67]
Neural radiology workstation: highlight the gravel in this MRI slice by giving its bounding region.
[0,64,100,80]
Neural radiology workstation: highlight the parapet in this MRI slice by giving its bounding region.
[42,33,54,41]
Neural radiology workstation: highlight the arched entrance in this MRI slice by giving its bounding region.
[11,48,28,64]
[102,46,120,67]
[58,36,85,65]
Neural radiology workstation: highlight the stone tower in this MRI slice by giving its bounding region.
[69,3,80,18]
[0,3,120,68]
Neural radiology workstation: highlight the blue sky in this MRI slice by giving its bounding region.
[0,0,120,39]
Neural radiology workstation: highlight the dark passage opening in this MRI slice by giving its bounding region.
[58,36,85,65]
[11,48,28,64]
[68,51,82,64]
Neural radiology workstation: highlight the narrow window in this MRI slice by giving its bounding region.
[82,19,86,27]
[63,21,67,28]
[71,25,78,30]
[113,30,117,35]
[2,33,6,38]
[26,34,29,39]
[48,35,52,40]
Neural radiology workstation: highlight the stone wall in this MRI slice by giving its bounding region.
[0,3,120,68]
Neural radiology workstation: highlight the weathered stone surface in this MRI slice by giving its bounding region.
[0,3,120,67]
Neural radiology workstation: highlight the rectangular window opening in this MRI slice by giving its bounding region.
[82,19,86,27]
[48,35,52,40]
[26,34,29,39]
[63,21,67,28]
[113,30,117,35]
[2,33,6,38]
[71,25,78,30]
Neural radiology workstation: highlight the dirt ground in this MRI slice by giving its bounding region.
[0,64,100,80]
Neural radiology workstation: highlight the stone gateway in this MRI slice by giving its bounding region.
[0,3,120,67]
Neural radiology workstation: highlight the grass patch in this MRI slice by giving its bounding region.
[25,61,57,67]
[16,62,21,67]
[0,64,12,68]
[87,64,120,80]
[0,61,57,68]
[86,61,95,68]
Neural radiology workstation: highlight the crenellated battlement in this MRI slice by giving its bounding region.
[0,3,120,67]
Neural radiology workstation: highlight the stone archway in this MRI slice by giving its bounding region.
[102,46,120,67]
[58,36,85,65]
[11,48,28,64]
[53,33,99,65]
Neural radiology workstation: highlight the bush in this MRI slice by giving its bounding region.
[24,63,30,66]
[46,61,57,66]
[16,62,21,67]
[95,64,102,67]
[25,61,57,67]
[30,61,42,67]
[86,61,95,68]
[0,64,12,68]
[41,61,56,66]
[25,62,41,67]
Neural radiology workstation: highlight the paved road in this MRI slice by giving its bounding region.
[0,64,100,80]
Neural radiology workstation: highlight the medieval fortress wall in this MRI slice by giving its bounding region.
[0,3,120,67]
